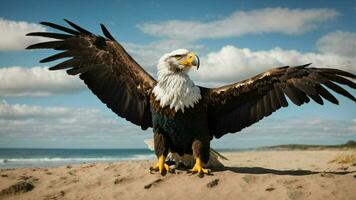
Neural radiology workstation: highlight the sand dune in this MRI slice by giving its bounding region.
[1,150,356,200]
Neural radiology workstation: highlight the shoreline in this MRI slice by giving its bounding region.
[1,149,355,200]
[1,147,355,169]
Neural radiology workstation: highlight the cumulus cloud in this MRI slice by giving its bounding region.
[316,31,356,57]
[0,18,51,51]
[128,8,340,74]
[0,101,353,148]
[124,39,205,72]
[0,66,85,97]
[0,101,151,148]
[124,29,355,88]
[0,100,92,119]
[194,45,356,85]
[0,101,141,137]
[138,8,338,40]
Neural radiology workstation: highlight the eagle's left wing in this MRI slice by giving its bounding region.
[201,64,355,138]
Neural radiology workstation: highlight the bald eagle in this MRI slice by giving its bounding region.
[27,20,356,176]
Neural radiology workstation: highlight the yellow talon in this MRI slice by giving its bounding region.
[190,157,211,176]
[150,155,170,175]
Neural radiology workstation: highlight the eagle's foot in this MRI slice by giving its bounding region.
[189,157,212,177]
[149,155,171,176]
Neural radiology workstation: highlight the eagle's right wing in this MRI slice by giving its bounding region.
[26,20,156,130]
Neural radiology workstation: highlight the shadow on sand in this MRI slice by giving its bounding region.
[218,166,356,176]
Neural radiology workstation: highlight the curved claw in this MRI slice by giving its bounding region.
[150,163,171,175]
[149,155,172,176]
[189,157,212,177]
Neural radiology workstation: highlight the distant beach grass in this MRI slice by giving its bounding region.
[259,140,356,150]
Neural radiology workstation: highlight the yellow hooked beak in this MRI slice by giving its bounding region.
[179,52,200,69]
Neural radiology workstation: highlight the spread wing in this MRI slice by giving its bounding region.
[202,64,356,138]
[26,19,156,130]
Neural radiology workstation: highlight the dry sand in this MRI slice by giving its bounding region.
[1,150,356,200]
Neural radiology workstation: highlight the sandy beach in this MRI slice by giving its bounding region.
[1,150,356,200]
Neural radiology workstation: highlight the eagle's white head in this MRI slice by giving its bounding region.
[157,49,200,74]
[153,49,202,112]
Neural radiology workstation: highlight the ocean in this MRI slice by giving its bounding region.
[0,148,156,169]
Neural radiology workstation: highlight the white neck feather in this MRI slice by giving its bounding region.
[152,62,201,113]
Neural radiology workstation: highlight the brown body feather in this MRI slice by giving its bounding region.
[149,93,177,117]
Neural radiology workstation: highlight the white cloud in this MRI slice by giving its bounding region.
[194,45,356,85]
[138,8,338,40]
[0,100,92,119]
[128,8,340,75]
[0,18,51,51]
[0,66,85,97]
[316,31,356,57]
[124,29,355,88]
[124,39,205,72]
[0,101,151,148]
[0,101,131,136]
[0,101,353,149]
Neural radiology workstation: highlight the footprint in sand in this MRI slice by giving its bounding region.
[68,171,76,176]
[114,178,125,184]
[19,175,32,180]
[287,189,304,200]
[282,179,307,200]
[206,179,219,188]
[144,178,163,189]
[43,190,65,200]
[265,187,275,192]
[242,175,257,184]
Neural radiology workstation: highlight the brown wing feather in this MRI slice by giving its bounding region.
[26,20,156,130]
[202,64,355,138]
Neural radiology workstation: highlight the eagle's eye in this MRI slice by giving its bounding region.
[173,55,183,60]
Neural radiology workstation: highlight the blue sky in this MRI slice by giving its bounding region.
[0,0,355,149]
